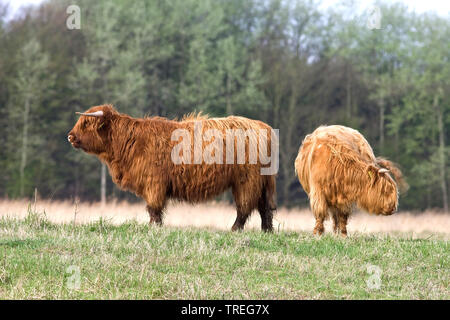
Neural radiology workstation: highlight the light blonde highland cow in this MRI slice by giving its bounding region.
[295,125,407,236]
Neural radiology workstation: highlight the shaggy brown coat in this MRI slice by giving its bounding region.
[68,105,277,231]
[294,125,407,236]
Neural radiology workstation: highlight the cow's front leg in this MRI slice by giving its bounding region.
[331,209,340,234]
[143,183,167,227]
[147,205,163,226]
[338,212,349,237]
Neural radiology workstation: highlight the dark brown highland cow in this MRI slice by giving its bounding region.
[294,125,407,236]
[68,104,277,231]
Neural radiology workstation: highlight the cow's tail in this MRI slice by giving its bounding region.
[295,134,315,195]
[376,157,409,194]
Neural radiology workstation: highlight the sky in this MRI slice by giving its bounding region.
[4,0,450,20]
[320,0,450,15]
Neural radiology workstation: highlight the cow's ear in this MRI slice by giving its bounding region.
[96,109,115,133]
[367,165,378,181]
[101,108,114,122]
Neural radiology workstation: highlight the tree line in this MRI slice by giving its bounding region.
[0,0,448,211]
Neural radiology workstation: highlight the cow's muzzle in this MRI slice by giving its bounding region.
[68,133,81,148]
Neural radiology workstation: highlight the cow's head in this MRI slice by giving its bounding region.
[359,165,399,216]
[68,104,117,155]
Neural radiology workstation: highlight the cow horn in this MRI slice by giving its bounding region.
[76,111,104,117]
[378,168,390,174]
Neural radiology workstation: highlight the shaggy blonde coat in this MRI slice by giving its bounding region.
[295,125,407,236]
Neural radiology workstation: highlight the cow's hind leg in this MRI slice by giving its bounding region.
[231,181,259,232]
[258,196,273,232]
[313,216,325,235]
[231,209,252,231]
[257,179,275,232]
[310,190,328,235]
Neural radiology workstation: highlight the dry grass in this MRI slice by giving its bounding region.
[0,199,448,238]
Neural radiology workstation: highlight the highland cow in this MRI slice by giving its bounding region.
[68,104,277,231]
[294,125,407,236]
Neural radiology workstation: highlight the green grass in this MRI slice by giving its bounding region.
[0,210,448,299]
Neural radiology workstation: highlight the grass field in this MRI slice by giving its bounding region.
[0,200,448,299]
